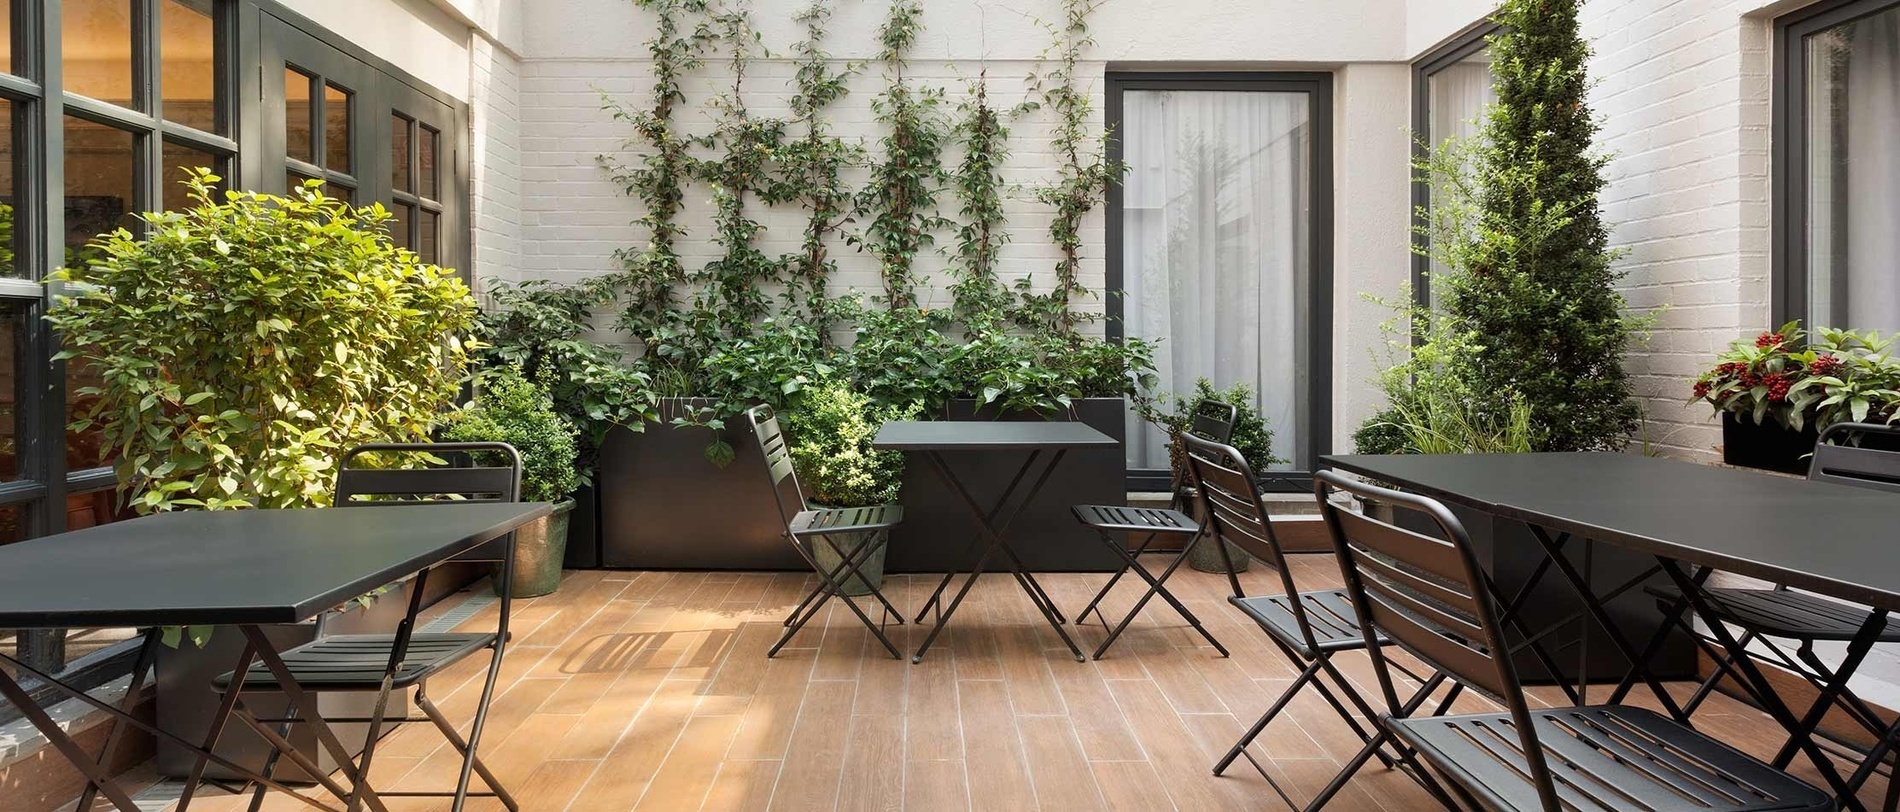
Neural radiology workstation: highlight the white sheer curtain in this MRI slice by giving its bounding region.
[1122,90,1309,470]
[1424,52,1496,296]
[1809,7,1900,331]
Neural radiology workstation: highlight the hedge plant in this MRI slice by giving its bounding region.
[441,372,581,504]
[48,171,477,513]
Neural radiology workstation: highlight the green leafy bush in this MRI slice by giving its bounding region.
[1138,379,1285,486]
[1691,321,1900,430]
[440,372,581,504]
[1354,300,1535,455]
[784,380,921,507]
[48,171,476,512]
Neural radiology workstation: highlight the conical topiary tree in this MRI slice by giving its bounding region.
[1437,0,1640,451]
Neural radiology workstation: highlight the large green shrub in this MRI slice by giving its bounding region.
[784,380,920,507]
[48,172,476,512]
[1435,0,1640,451]
[440,372,581,504]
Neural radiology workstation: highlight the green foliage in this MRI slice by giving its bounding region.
[947,71,1013,327]
[601,0,712,345]
[845,304,961,410]
[1356,293,1535,455]
[780,1,862,338]
[1691,321,1900,431]
[1020,0,1117,336]
[849,0,948,309]
[48,171,476,513]
[1138,378,1287,487]
[473,277,659,478]
[1433,0,1641,452]
[784,380,921,507]
[692,6,790,338]
[441,372,582,504]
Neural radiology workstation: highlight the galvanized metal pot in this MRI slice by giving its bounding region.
[498,498,574,598]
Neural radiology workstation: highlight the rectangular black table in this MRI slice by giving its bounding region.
[0,502,551,811]
[1324,452,1900,807]
[874,420,1120,663]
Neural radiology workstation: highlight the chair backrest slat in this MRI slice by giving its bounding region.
[744,405,807,529]
[1189,400,1238,446]
[334,442,522,566]
[1811,422,1900,493]
[1182,433,1336,646]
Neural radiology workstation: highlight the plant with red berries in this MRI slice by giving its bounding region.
[1691,320,1900,430]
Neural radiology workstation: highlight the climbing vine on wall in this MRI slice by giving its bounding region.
[600,0,712,346]
[691,5,788,339]
[849,0,948,310]
[780,1,861,341]
[947,71,1013,328]
[1020,0,1117,336]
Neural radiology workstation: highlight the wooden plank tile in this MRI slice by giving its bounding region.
[1018,715,1107,810]
[567,677,702,808]
[956,680,1036,812]
[903,655,962,762]
[766,679,857,812]
[635,713,745,812]
[902,759,969,811]
[726,649,818,761]
[1090,761,1179,812]
[835,712,905,812]
[1043,651,1145,762]
[702,759,783,812]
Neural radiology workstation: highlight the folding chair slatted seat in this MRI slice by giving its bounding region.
[210,442,527,812]
[1645,421,1900,779]
[1229,589,1386,657]
[745,405,907,660]
[1070,401,1239,660]
[1317,470,1832,812]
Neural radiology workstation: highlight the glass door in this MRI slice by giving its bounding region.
[260,13,369,201]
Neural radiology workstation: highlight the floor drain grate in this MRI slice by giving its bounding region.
[422,590,496,634]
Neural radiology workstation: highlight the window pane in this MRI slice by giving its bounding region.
[325,83,352,174]
[1121,89,1312,470]
[0,98,16,278]
[161,141,222,213]
[1423,48,1495,303]
[1805,6,1900,332]
[419,209,439,265]
[392,114,412,192]
[0,1,15,77]
[390,201,413,250]
[65,117,138,471]
[64,0,136,108]
[420,125,439,199]
[285,67,313,163]
[0,301,26,482]
[160,0,219,134]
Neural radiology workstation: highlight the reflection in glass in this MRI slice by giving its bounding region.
[285,68,314,163]
[420,125,439,199]
[64,0,135,107]
[161,0,220,134]
[0,1,15,77]
[325,83,352,174]
[65,116,138,471]
[1423,47,1496,304]
[419,210,439,265]
[1121,89,1312,470]
[392,115,412,192]
[390,202,413,250]
[0,98,16,278]
[161,141,222,213]
[1806,6,1900,332]
[0,301,24,481]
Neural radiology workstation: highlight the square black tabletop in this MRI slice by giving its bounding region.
[0,502,551,629]
[872,420,1119,452]
[1323,453,1900,612]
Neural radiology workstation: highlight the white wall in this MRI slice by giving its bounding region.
[276,0,475,100]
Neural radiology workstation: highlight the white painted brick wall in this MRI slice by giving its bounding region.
[471,37,525,294]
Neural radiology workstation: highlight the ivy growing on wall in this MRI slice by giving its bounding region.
[849,0,948,310]
[947,70,1013,328]
[1020,0,1117,336]
[599,0,711,346]
[691,5,788,339]
[780,1,862,341]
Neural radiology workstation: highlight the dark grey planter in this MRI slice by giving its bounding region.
[155,581,414,781]
[562,482,601,569]
[598,398,802,570]
[885,398,1126,573]
[1387,499,1695,683]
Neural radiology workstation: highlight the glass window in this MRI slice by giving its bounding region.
[390,202,413,250]
[0,98,17,279]
[1418,42,1496,304]
[1801,4,1900,331]
[161,140,222,212]
[0,1,15,77]
[285,67,314,164]
[160,0,220,134]
[0,300,26,482]
[65,116,138,471]
[419,124,439,199]
[1121,88,1314,470]
[419,209,439,264]
[64,0,136,108]
[325,83,352,173]
[392,114,412,192]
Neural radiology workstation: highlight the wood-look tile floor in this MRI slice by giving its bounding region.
[132,555,1883,811]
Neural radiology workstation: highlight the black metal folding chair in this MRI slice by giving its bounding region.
[1070,400,1238,659]
[207,442,525,812]
[743,405,906,660]
[1318,470,1832,812]
[1191,434,1438,810]
[1646,421,1900,791]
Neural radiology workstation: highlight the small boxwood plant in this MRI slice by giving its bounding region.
[441,371,581,504]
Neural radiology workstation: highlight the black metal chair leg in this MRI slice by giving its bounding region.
[178,643,258,810]
[1773,615,1886,768]
[232,705,360,804]
[1310,655,1399,770]
[1090,538,1225,659]
[1215,659,1322,775]
[1304,673,1451,812]
[416,690,519,811]
[1075,531,1161,624]
[781,530,905,660]
[74,629,158,812]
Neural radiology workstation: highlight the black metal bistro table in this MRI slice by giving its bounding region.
[0,502,550,812]
[874,420,1119,663]
[1324,452,1900,809]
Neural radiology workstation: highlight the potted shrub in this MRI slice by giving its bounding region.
[47,170,477,777]
[1137,378,1287,574]
[783,380,921,595]
[1690,321,1900,474]
[441,371,581,598]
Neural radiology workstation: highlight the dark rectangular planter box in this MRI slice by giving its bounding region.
[562,482,602,569]
[1722,412,1817,476]
[885,398,1126,573]
[597,397,1128,572]
[155,582,415,781]
[1388,501,1695,683]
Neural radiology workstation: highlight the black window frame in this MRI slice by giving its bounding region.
[1105,71,1335,492]
[1410,20,1499,308]
[1771,0,1900,329]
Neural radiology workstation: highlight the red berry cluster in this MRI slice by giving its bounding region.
[1717,361,1746,377]
[1740,372,1761,388]
[1756,332,1786,349]
[1765,373,1793,402]
[1809,353,1843,377]
[1692,380,1712,399]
